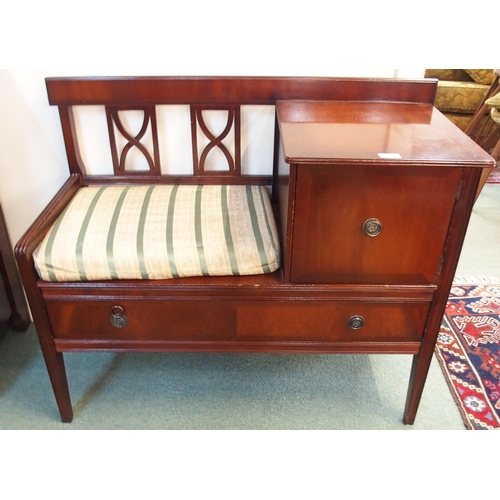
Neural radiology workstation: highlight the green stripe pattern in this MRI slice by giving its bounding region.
[34,184,281,282]
[106,186,131,279]
[166,184,180,279]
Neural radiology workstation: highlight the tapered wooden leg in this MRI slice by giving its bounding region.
[38,339,73,422]
[403,352,433,425]
[404,167,482,424]
[14,256,73,422]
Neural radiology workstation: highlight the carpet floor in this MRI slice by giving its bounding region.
[486,163,500,184]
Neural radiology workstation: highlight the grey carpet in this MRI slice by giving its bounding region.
[0,324,465,429]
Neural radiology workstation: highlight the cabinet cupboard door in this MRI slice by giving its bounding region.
[290,164,462,284]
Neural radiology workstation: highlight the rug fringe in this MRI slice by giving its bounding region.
[453,276,500,285]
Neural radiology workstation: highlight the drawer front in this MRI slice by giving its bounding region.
[47,298,429,343]
[290,164,462,284]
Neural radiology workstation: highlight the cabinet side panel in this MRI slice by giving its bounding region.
[277,139,294,282]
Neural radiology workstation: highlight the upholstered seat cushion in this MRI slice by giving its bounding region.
[34,184,280,281]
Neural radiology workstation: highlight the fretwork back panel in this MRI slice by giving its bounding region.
[106,106,161,175]
[190,105,241,176]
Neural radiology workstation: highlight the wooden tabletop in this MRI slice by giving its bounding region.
[277,100,494,167]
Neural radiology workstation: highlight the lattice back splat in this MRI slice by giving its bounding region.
[190,105,241,176]
[106,106,161,175]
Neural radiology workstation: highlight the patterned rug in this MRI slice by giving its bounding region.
[486,164,500,184]
[435,277,500,429]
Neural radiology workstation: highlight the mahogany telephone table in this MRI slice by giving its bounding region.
[15,77,494,423]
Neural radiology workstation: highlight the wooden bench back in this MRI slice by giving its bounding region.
[46,76,437,185]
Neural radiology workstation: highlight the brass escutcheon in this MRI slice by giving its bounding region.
[110,305,127,328]
[347,315,365,330]
[362,218,382,237]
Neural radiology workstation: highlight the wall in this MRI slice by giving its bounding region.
[0,71,68,246]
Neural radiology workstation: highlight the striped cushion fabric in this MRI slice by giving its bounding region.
[34,185,280,282]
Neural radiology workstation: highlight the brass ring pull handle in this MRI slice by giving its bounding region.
[347,315,364,330]
[110,305,128,328]
[362,218,382,237]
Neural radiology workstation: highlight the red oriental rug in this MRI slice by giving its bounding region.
[486,164,500,184]
[435,277,500,429]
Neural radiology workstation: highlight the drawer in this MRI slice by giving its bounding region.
[46,298,429,343]
[290,164,462,284]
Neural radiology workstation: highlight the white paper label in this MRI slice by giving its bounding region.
[378,153,402,159]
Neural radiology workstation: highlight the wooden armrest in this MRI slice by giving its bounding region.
[15,174,83,263]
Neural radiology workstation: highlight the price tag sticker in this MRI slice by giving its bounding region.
[378,153,402,159]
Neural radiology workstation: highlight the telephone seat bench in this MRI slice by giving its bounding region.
[15,76,494,423]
